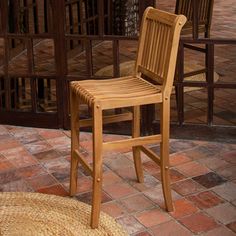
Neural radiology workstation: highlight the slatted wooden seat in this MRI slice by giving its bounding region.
[69,7,186,229]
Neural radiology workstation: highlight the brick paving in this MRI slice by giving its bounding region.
[0,125,235,235]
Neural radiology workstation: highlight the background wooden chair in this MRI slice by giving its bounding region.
[175,0,214,37]
[174,0,214,123]
[69,7,186,228]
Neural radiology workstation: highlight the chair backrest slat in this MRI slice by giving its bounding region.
[135,8,186,96]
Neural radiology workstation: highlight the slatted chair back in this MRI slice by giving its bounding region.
[175,0,214,36]
[135,8,186,97]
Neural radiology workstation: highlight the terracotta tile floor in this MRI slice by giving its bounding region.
[0,124,235,235]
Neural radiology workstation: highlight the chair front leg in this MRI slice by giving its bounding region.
[160,99,173,211]
[91,103,103,228]
[70,89,80,196]
[132,106,144,183]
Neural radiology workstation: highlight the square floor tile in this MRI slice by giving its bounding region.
[0,135,21,151]
[212,182,236,201]
[150,220,192,236]
[175,161,210,177]
[170,140,196,153]
[171,179,206,196]
[103,182,138,199]
[0,159,14,172]
[135,208,171,227]
[120,194,155,213]
[202,226,236,236]
[227,221,236,233]
[183,146,215,160]
[76,176,92,193]
[0,126,8,135]
[33,149,59,162]
[24,141,52,154]
[37,184,68,196]
[76,191,112,205]
[116,215,144,235]
[179,212,219,234]
[17,133,42,145]
[131,174,160,192]
[26,174,57,190]
[143,160,161,175]
[115,166,137,182]
[206,203,236,224]
[38,129,65,139]
[102,171,123,186]
[222,151,236,164]
[216,166,236,180]
[170,198,199,219]
[51,168,70,182]
[0,170,21,185]
[2,147,38,168]
[170,153,191,166]
[187,191,224,209]
[101,201,127,218]
[153,168,186,183]
[143,184,181,208]
[199,157,230,171]
[0,179,33,192]
[192,172,227,188]
[16,165,47,178]
[104,154,134,171]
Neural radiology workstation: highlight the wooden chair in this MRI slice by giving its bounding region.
[174,0,214,123]
[69,7,186,228]
[175,0,214,37]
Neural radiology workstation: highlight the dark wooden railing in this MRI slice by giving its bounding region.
[0,0,154,129]
[0,0,235,132]
[176,38,236,126]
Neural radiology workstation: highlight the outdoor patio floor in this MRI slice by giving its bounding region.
[0,124,235,235]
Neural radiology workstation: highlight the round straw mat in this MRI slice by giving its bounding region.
[0,192,128,236]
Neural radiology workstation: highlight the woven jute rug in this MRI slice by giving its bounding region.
[0,192,128,236]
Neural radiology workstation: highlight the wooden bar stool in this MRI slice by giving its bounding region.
[69,7,186,228]
[174,0,214,123]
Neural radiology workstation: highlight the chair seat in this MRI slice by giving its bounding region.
[71,76,162,109]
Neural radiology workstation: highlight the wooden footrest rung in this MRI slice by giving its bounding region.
[140,146,161,166]
[103,135,161,151]
[80,112,133,128]
[74,149,93,176]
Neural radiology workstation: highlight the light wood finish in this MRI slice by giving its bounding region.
[132,106,144,183]
[69,7,186,229]
[103,135,162,151]
[80,112,133,127]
